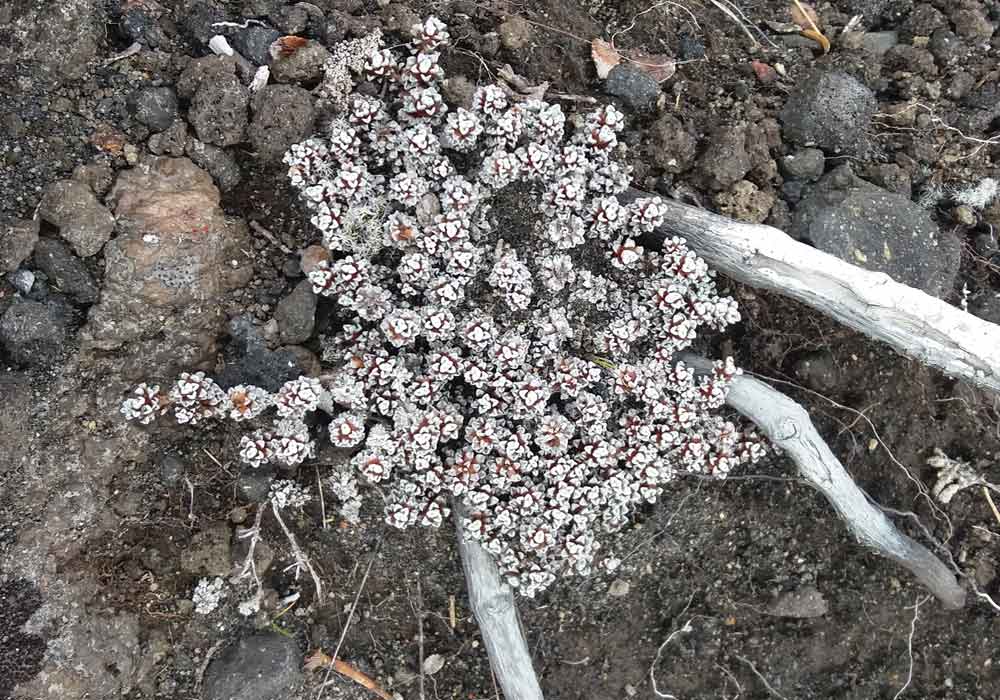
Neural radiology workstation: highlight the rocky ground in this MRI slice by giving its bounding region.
[2,0,1000,698]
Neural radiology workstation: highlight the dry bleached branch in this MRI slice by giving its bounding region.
[454,503,544,700]
[633,190,1000,394]
[681,354,966,610]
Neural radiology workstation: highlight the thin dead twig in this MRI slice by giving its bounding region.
[983,487,1000,526]
[316,548,379,700]
[735,655,787,700]
[892,595,931,700]
[183,476,196,527]
[610,0,702,49]
[746,369,954,539]
[316,465,328,530]
[650,593,696,699]
[195,639,226,691]
[874,102,1000,159]
[271,501,324,600]
[414,579,426,700]
[250,220,294,254]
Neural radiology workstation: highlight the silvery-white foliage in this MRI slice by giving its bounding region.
[123,17,763,597]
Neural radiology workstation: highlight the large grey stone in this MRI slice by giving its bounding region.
[82,157,232,377]
[604,63,660,113]
[791,165,961,297]
[128,87,179,133]
[10,0,104,84]
[273,279,316,344]
[780,148,825,182]
[229,24,282,65]
[202,633,303,700]
[189,72,250,147]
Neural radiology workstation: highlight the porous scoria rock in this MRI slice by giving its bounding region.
[189,72,250,147]
[694,123,752,191]
[38,180,115,258]
[0,298,71,367]
[270,41,331,83]
[32,238,100,305]
[5,0,104,84]
[779,70,877,156]
[714,180,775,224]
[81,157,245,378]
[249,84,316,162]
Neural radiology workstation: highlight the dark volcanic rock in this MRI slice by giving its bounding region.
[0,217,39,274]
[128,87,179,133]
[32,238,99,305]
[791,165,961,297]
[0,298,70,367]
[249,85,316,162]
[604,64,660,113]
[202,633,303,700]
[779,71,877,156]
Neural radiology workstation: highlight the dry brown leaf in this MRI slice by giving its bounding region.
[592,38,676,83]
[789,0,821,30]
[591,38,621,79]
[270,35,309,59]
[628,52,676,83]
[790,1,830,54]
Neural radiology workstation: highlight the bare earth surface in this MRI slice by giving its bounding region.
[2,1,1000,699]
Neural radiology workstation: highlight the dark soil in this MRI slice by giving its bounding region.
[2,1,1000,699]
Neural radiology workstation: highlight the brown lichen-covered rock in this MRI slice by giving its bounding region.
[645,114,696,174]
[82,157,243,377]
[38,180,115,258]
[270,41,331,84]
[694,123,751,191]
[714,180,775,224]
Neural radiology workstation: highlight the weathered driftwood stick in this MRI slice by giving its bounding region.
[454,505,545,700]
[682,353,966,609]
[635,191,1000,394]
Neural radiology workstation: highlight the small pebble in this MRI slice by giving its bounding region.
[609,579,630,597]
